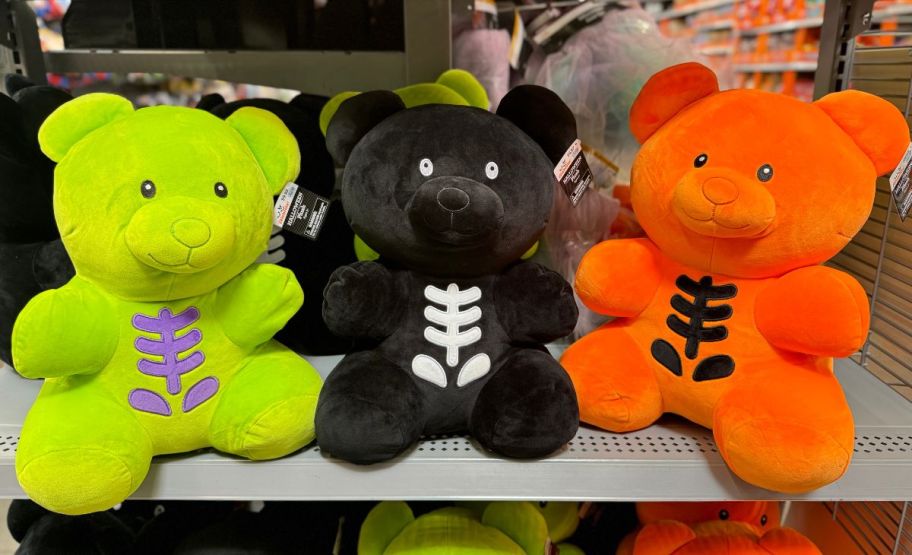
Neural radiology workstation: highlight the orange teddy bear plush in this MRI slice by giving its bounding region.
[562,62,910,493]
[617,502,821,555]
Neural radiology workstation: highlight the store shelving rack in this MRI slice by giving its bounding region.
[0,1,910,548]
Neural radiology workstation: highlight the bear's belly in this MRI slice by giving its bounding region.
[625,272,800,426]
[379,279,510,396]
[91,300,249,451]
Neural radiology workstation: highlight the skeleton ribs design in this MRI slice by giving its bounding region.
[411,283,491,388]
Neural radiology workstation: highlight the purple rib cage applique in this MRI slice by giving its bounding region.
[128,306,218,416]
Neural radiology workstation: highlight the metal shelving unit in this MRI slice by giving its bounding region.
[654,0,736,21]
[2,357,911,502]
[0,0,464,95]
[735,61,820,71]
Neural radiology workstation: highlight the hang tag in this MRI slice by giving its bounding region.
[472,0,499,29]
[509,9,534,70]
[273,182,331,241]
[554,139,593,206]
[889,142,912,221]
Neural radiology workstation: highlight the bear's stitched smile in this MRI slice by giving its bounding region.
[147,251,198,269]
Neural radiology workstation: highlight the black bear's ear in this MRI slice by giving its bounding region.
[4,73,34,96]
[196,93,226,112]
[496,85,577,166]
[326,90,405,166]
[289,93,330,117]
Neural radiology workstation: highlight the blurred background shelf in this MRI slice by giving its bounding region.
[1,357,911,502]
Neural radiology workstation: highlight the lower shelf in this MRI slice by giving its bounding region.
[1,357,911,501]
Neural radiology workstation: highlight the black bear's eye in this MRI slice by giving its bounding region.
[419,158,434,177]
[719,510,729,520]
[538,501,548,508]
[141,180,156,198]
[757,164,774,182]
[485,161,499,180]
[760,514,768,526]
[214,182,228,198]
[694,154,708,168]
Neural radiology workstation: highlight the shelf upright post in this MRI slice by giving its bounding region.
[813,0,873,99]
[0,0,46,87]
[403,0,456,84]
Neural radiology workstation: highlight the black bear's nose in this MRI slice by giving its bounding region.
[436,187,470,212]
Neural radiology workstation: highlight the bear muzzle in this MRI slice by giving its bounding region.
[407,176,505,245]
[672,169,776,239]
[125,198,237,274]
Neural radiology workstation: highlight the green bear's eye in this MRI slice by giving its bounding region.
[141,180,156,199]
[214,182,228,198]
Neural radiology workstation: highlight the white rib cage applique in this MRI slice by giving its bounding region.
[411,283,491,388]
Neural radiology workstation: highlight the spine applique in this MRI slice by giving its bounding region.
[411,284,491,388]
[651,275,737,382]
[128,307,218,416]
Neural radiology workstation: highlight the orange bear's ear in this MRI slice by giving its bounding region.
[815,90,910,175]
[629,62,719,144]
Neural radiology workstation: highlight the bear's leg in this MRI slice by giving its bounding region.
[713,363,854,493]
[209,341,322,460]
[314,351,424,464]
[470,348,578,458]
[16,384,152,515]
[560,326,664,432]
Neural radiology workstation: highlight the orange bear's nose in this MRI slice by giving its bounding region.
[702,177,739,205]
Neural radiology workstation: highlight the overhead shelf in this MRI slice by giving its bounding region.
[655,0,735,21]
[1,356,911,502]
[696,19,735,31]
[734,61,818,72]
[739,17,823,35]
[698,44,735,55]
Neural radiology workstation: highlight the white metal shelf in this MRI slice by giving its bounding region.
[734,61,819,72]
[739,17,824,35]
[655,0,735,21]
[1,357,911,501]
[696,19,735,31]
[698,44,735,55]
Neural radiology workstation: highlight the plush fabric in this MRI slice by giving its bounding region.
[0,77,76,364]
[617,502,820,555]
[359,501,576,555]
[315,86,579,464]
[318,69,490,135]
[13,93,323,515]
[562,62,910,493]
[7,498,135,554]
[198,92,357,356]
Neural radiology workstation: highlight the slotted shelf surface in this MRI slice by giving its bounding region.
[1,356,912,501]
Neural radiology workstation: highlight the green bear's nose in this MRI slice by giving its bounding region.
[171,218,211,248]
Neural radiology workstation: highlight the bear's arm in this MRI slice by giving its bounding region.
[755,266,870,357]
[12,280,118,378]
[322,261,407,339]
[215,263,304,349]
[575,238,662,318]
[494,262,578,342]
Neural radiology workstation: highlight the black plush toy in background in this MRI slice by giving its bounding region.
[198,93,357,355]
[0,75,76,366]
[316,86,581,464]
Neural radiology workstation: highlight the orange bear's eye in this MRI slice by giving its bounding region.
[719,509,729,520]
[761,514,768,526]
[694,154,708,168]
[757,164,774,182]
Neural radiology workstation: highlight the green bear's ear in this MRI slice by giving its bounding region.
[319,91,360,136]
[483,502,550,555]
[436,69,489,109]
[226,106,301,195]
[358,501,415,555]
[38,93,133,162]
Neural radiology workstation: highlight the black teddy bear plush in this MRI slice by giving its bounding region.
[315,85,581,464]
[198,92,357,355]
[0,75,75,366]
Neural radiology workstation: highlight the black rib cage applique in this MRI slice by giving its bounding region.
[651,275,737,382]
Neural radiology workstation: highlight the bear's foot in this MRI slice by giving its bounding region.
[561,327,663,432]
[210,343,322,460]
[471,349,578,458]
[314,351,424,464]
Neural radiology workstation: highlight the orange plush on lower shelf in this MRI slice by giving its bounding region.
[617,502,821,555]
[562,62,910,493]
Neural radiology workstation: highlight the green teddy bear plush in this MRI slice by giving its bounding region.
[359,501,585,555]
[12,93,323,515]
